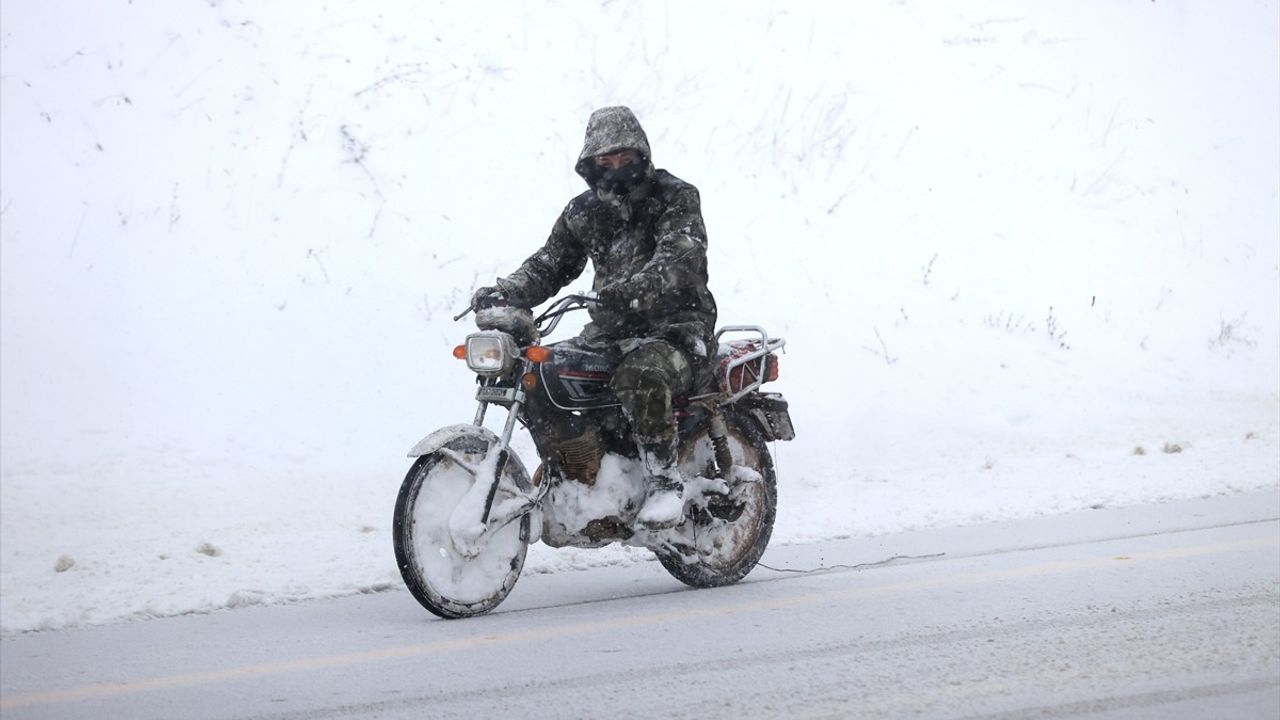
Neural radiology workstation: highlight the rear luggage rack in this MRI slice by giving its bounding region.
[716,325,786,403]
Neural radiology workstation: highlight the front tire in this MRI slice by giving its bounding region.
[655,408,777,587]
[393,434,529,618]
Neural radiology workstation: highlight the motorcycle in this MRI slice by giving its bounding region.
[392,293,795,618]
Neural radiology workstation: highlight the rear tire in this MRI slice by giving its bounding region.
[655,408,777,587]
[393,434,529,619]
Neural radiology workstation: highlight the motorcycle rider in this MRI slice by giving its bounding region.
[471,106,717,529]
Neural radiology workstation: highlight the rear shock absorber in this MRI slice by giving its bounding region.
[708,410,734,479]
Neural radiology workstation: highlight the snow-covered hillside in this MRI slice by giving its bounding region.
[2,1,1277,633]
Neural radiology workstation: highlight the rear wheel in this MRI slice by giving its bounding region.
[655,408,777,587]
[392,434,530,618]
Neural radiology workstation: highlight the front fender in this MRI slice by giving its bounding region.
[406,423,499,458]
[406,423,540,541]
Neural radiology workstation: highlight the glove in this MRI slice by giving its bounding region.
[471,285,507,310]
[595,282,628,309]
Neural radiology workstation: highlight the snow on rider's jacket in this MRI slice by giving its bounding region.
[495,106,718,361]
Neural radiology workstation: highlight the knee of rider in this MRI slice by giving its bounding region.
[613,360,668,395]
[611,370,663,418]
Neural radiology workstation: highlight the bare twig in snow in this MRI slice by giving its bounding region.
[306,248,330,284]
[168,183,181,232]
[895,125,916,159]
[68,204,89,259]
[355,62,432,98]
[339,124,387,237]
[922,253,937,286]
[1083,148,1126,196]
[1209,313,1256,351]
[861,327,898,365]
[1045,306,1070,349]
[985,311,1035,335]
[277,85,313,188]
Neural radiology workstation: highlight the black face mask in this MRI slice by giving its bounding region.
[595,161,648,196]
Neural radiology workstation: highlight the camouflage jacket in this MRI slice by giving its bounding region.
[496,107,718,360]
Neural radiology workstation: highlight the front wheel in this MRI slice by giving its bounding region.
[655,408,777,587]
[392,433,530,618]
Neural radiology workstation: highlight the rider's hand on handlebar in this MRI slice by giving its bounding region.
[471,285,508,310]
[594,283,631,310]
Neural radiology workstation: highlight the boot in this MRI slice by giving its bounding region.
[636,440,686,530]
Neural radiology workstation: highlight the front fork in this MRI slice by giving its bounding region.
[447,359,545,557]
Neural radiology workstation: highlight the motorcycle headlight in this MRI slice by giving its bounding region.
[465,332,519,375]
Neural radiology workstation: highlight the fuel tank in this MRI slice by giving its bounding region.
[537,343,621,410]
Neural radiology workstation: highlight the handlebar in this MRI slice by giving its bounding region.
[453,293,599,338]
[534,294,598,337]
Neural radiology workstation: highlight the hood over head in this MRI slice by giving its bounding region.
[574,106,653,181]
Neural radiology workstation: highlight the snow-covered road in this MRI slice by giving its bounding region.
[2,490,1276,720]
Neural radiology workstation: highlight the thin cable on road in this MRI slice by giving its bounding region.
[759,515,1280,579]
[757,552,947,575]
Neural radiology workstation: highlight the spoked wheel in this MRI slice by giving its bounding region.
[392,434,530,619]
[656,408,777,587]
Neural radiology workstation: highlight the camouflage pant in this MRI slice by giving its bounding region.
[546,334,693,460]
[610,340,693,451]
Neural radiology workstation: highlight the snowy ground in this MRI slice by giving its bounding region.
[2,1,1277,634]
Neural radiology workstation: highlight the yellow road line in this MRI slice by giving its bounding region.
[3,535,1276,710]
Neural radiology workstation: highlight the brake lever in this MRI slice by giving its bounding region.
[452,305,475,322]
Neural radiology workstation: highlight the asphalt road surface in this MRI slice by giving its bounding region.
[2,490,1277,719]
